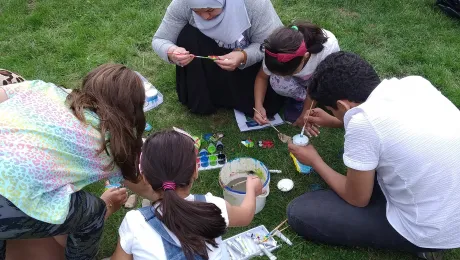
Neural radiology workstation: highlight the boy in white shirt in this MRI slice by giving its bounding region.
[287,51,460,260]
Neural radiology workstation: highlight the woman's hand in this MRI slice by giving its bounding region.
[215,51,245,71]
[253,106,269,125]
[167,46,194,67]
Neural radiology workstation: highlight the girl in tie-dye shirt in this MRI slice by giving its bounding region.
[0,64,146,260]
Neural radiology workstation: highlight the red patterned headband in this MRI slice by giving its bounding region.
[265,41,307,63]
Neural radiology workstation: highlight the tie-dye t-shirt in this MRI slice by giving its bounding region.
[0,80,122,224]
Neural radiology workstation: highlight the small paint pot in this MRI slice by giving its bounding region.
[209,155,217,166]
[277,179,294,192]
[200,156,209,167]
[207,143,216,154]
[144,123,153,131]
[217,153,226,165]
[216,141,224,152]
[199,149,208,157]
[293,134,309,146]
[196,157,201,167]
[145,88,158,102]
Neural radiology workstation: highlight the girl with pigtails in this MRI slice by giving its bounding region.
[253,21,340,135]
[111,129,263,260]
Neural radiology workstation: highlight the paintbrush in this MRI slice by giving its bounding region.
[269,219,288,236]
[194,55,220,60]
[253,108,280,133]
[301,101,315,137]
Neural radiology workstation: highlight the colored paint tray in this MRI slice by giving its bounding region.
[197,153,227,171]
[223,225,280,260]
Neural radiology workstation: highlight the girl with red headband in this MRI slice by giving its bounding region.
[110,129,263,260]
[253,21,340,135]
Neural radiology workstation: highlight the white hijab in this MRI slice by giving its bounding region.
[186,0,251,45]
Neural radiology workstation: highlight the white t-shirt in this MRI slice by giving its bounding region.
[343,76,460,249]
[119,193,229,260]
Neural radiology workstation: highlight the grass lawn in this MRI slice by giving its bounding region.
[1,0,460,259]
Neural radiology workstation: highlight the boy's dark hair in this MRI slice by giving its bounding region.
[264,21,328,76]
[308,51,381,109]
[141,130,227,260]
[67,64,146,182]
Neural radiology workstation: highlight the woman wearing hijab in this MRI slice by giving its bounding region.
[152,0,285,116]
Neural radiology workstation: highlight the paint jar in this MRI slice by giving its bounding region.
[293,134,309,146]
[144,123,153,131]
[207,143,216,154]
[209,155,217,166]
[219,158,270,214]
[145,88,158,102]
[199,149,208,157]
[196,157,201,168]
[216,141,224,152]
[218,153,226,165]
[200,156,209,167]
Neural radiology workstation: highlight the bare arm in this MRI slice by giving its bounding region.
[111,239,133,260]
[289,144,375,207]
[254,68,269,108]
[313,159,375,207]
[0,88,8,103]
[225,191,256,227]
[225,176,262,227]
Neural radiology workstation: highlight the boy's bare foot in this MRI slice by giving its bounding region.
[100,188,128,219]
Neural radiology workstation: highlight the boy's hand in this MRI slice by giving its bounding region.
[253,106,269,125]
[246,176,263,196]
[304,108,343,129]
[288,142,322,167]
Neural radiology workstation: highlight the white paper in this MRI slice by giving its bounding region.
[234,109,284,132]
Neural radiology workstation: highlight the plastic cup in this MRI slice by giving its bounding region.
[199,149,208,157]
[209,155,217,166]
[207,143,216,154]
[218,153,226,165]
[200,156,209,167]
[216,141,224,152]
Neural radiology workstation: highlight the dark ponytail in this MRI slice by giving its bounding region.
[141,130,227,260]
[264,21,328,75]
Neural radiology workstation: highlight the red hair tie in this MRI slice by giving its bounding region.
[162,181,176,191]
[265,41,307,63]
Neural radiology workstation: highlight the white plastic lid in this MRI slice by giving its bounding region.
[144,82,153,91]
[277,179,294,192]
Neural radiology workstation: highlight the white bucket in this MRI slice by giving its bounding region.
[219,158,270,214]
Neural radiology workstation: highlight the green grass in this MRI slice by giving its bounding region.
[1,0,459,259]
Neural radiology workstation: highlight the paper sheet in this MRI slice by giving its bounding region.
[234,109,284,132]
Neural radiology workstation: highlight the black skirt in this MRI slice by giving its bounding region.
[175,24,284,117]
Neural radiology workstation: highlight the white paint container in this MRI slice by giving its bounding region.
[219,158,270,214]
[293,134,309,146]
[145,88,158,102]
